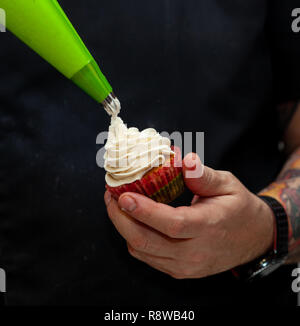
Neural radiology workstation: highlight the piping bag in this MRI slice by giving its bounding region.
[0,0,120,115]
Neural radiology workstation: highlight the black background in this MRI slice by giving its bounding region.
[0,0,299,305]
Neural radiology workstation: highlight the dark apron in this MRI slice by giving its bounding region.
[0,0,299,305]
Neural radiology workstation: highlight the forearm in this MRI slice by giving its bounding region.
[259,146,300,263]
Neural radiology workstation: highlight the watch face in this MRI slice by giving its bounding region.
[259,262,282,277]
[249,259,282,281]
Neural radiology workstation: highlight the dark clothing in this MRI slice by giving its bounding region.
[0,0,299,305]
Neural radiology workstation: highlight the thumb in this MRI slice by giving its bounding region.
[183,153,233,197]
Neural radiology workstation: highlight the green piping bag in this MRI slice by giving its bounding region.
[0,0,118,112]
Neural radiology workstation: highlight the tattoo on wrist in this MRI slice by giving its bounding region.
[259,147,300,255]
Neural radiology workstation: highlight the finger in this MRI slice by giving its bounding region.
[105,191,186,257]
[128,244,178,277]
[118,192,198,238]
[183,153,235,196]
[128,244,199,279]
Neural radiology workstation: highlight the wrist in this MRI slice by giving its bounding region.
[233,195,289,281]
[257,195,277,255]
[246,193,276,260]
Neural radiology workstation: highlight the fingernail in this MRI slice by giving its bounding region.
[104,191,111,206]
[187,162,196,170]
[186,156,197,170]
[120,195,137,212]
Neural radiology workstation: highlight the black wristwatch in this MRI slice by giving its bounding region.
[233,195,289,281]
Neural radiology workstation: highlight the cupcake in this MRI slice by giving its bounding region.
[104,116,185,204]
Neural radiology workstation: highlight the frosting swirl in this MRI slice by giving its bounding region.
[104,117,174,187]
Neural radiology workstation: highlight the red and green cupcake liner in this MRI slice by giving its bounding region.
[106,147,185,204]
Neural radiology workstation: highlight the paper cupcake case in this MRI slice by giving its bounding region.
[106,150,185,204]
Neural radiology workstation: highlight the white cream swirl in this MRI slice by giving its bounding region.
[104,117,174,187]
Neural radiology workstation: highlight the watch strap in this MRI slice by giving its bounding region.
[259,195,289,259]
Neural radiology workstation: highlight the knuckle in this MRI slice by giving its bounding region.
[221,171,234,182]
[180,267,194,278]
[166,214,186,238]
[170,273,185,280]
[107,210,118,224]
[172,262,194,279]
[130,236,149,252]
[219,170,240,193]
[127,243,138,257]
[205,168,214,186]
[128,247,137,257]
